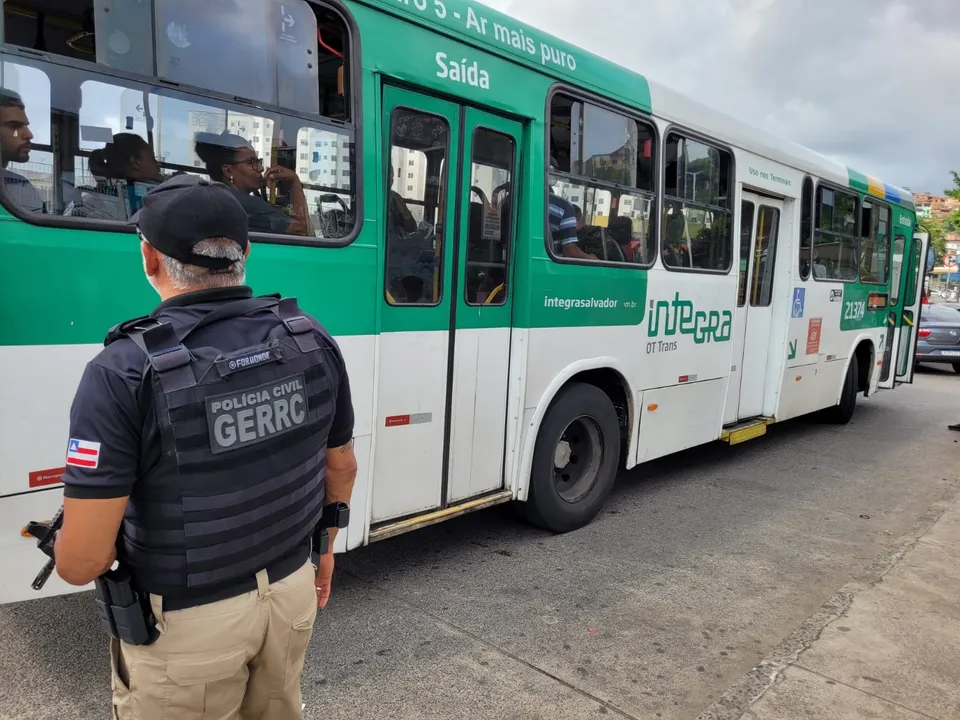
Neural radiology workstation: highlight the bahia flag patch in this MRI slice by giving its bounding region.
[66,438,101,469]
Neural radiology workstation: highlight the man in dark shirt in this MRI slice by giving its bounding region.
[0,88,44,213]
[53,174,357,719]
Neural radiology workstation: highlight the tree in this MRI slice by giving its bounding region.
[920,216,946,265]
[916,170,960,266]
[946,209,960,234]
[946,170,960,201]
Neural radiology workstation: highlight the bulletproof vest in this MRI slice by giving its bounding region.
[108,296,335,596]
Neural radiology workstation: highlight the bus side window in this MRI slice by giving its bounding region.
[891,234,906,304]
[813,186,859,282]
[466,128,515,306]
[546,91,656,266]
[0,55,357,241]
[799,176,813,280]
[4,1,349,121]
[661,133,733,272]
[384,108,450,306]
[858,201,890,285]
[737,200,756,306]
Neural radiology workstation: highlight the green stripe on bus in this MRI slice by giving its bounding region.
[522,262,649,328]
[355,0,653,114]
[0,219,380,346]
[847,168,914,210]
[848,169,869,196]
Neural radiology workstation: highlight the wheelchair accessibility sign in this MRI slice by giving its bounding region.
[792,288,805,319]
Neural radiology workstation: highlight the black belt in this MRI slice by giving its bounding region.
[159,544,309,612]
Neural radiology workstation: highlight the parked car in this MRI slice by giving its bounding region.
[917,304,960,372]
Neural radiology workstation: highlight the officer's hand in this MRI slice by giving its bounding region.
[314,552,335,609]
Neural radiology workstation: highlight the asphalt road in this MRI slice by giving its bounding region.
[2,367,959,720]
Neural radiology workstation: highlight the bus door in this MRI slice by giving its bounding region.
[447,110,521,505]
[878,225,909,389]
[877,231,906,389]
[893,232,930,385]
[372,85,521,523]
[725,192,783,422]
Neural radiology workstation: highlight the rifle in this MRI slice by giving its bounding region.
[24,507,64,591]
[26,506,158,644]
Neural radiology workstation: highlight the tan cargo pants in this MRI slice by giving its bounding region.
[110,560,317,720]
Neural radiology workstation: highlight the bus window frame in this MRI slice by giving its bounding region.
[0,0,363,250]
[799,175,814,281]
[659,123,736,276]
[382,103,451,308]
[811,179,860,285]
[464,124,517,308]
[749,202,780,308]
[903,236,923,307]
[857,197,892,287]
[543,83,659,271]
[890,232,907,306]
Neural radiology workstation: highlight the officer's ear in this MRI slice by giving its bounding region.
[140,240,162,279]
[244,243,251,259]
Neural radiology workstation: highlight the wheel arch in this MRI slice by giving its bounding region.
[838,334,879,401]
[514,358,635,503]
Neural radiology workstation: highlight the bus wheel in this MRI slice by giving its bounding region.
[523,382,621,533]
[822,359,858,425]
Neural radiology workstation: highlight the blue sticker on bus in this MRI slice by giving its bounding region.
[792,288,805,318]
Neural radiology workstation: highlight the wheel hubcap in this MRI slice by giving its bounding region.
[554,439,572,469]
[553,416,604,503]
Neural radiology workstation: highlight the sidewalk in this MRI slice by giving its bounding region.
[738,494,960,719]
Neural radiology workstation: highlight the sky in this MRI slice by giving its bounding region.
[478,0,960,196]
[3,0,956,196]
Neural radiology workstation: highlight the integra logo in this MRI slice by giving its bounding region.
[647,293,733,344]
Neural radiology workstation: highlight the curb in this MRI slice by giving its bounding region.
[695,479,960,720]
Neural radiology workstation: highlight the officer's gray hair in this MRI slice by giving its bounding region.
[162,238,246,291]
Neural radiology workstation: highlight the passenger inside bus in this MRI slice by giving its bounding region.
[385,154,435,304]
[662,209,692,267]
[607,215,634,262]
[0,88,44,213]
[87,133,162,185]
[194,131,310,237]
[548,159,596,260]
[812,255,827,278]
[388,159,418,235]
[66,133,165,220]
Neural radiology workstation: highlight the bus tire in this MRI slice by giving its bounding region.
[952,363,960,374]
[823,359,858,425]
[523,382,621,533]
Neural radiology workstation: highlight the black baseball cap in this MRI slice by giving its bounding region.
[133,174,249,270]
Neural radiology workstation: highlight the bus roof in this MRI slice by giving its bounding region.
[355,0,913,209]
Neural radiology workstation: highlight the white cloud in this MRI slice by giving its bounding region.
[479,0,960,194]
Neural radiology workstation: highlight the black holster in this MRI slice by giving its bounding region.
[94,564,159,647]
[311,502,350,564]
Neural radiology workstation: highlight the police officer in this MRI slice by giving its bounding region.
[52,174,357,719]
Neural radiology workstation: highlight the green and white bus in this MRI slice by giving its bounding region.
[0,0,928,604]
